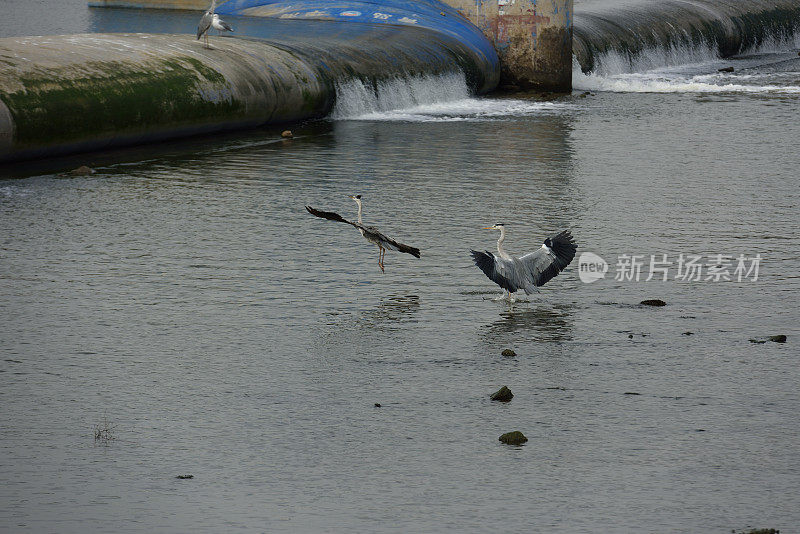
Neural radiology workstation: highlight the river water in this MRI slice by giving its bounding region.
[2,2,799,533]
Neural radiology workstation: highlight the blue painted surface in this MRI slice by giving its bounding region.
[219,0,499,75]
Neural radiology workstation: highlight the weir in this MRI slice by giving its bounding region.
[0,3,499,163]
[1,0,798,163]
[573,0,800,74]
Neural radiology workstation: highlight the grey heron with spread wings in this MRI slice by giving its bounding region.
[305,195,421,273]
[471,224,576,301]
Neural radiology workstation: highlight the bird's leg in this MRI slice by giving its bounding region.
[378,247,385,273]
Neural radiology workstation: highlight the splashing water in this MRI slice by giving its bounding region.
[331,71,572,122]
[573,19,800,95]
[331,72,471,119]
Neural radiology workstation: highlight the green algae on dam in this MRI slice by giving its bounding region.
[0,26,495,162]
[3,58,245,147]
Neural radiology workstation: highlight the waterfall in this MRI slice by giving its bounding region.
[574,0,800,75]
[330,72,471,119]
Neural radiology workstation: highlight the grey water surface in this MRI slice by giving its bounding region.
[2,2,800,533]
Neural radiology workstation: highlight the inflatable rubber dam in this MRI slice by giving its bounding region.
[1,0,799,163]
[0,1,500,163]
[574,0,800,74]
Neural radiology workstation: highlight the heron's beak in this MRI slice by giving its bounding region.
[482,227,494,230]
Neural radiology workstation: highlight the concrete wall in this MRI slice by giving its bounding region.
[444,0,573,91]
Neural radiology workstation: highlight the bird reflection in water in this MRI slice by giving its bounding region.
[483,305,574,344]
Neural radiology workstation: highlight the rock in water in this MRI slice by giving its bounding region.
[176,474,194,479]
[640,299,666,306]
[281,130,293,138]
[501,349,516,357]
[68,165,96,175]
[499,431,528,445]
[750,335,787,344]
[490,386,513,402]
[718,66,734,72]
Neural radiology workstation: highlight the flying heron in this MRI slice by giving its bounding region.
[305,195,421,273]
[196,0,217,49]
[471,224,576,301]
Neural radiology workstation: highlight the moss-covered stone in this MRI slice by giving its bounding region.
[490,386,513,402]
[499,431,528,445]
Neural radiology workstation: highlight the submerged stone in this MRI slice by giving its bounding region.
[499,431,528,446]
[718,66,735,72]
[640,299,666,306]
[281,130,293,138]
[501,349,516,357]
[176,474,194,479]
[68,165,96,175]
[490,386,513,402]
[750,335,787,344]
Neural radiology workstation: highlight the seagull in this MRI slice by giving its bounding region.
[196,0,216,49]
[305,195,421,273]
[211,13,234,36]
[471,224,576,301]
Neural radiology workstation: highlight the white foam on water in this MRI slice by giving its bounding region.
[574,67,800,94]
[332,71,571,122]
[575,24,800,95]
[0,185,32,197]
[331,72,470,119]
[584,26,800,77]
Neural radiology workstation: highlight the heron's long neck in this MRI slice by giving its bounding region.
[496,228,510,259]
[210,0,216,13]
[356,201,363,224]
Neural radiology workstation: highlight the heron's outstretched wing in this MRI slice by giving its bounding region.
[197,12,213,38]
[305,205,359,227]
[470,250,517,292]
[471,230,576,294]
[518,230,577,289]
